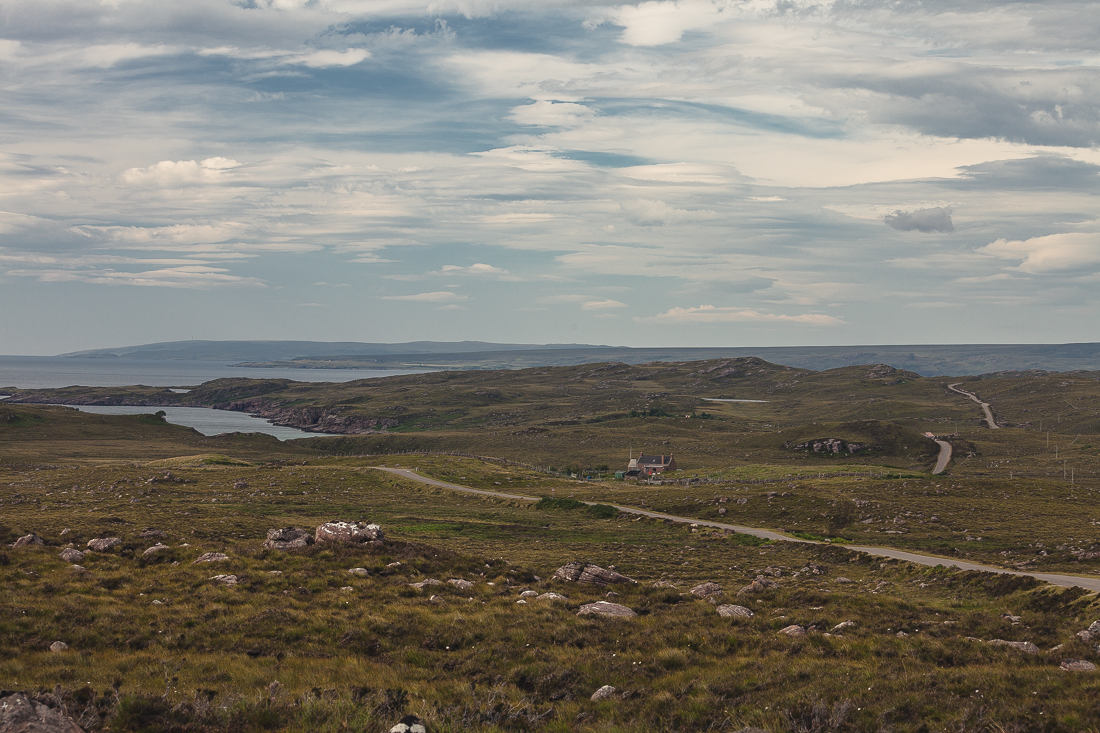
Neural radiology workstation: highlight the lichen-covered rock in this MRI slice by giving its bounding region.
[388,714,426,733]
[716,604,754,618]
[263,527,314,550]
[1076,620,1100,642]
[691,581,723,599]
[58,548,84,563]
[553,561,636,586]
[777,624,806,637]
[12,534,44,548]
[410,578,443,590]
[142,544,170,557]
[49,641,69,652]
[519,590,538,598]
[1061,659,1098,672]
[987,639,1038,654]
[448,578,474,591]
[348,568,370,577]
[0,692,85,733]
[211,574,238,585]
[192,552,229,564]
[577,601,636,618]
[86,538,122,552]
[315,521,384,546]
[737,576,779,595]
[536,592,569,602]
[590,685,617,701]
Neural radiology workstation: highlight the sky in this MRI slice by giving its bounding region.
[1,0,1099,355]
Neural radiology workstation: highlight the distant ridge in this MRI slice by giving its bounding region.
[60,340,1100,377]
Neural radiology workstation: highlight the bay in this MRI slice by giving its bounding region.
[0,355,431,389]
[64,405,333,441]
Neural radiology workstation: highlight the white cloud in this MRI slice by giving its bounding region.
[979,232,1100,274]
[637,305,845,325]
[581,298,628,310]
[597,0,730,47]
[121,158,242,187]
[437,263,516,279]
[6,264,264,289]
[381,291,467,302]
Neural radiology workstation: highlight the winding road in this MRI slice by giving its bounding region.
[373,467,1100,592]
[932,439,953,475]
[948,383,1000,429]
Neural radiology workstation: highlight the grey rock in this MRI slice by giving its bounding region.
[716,604,754,618]
[834,577,854,584]
[388,714,426,733]
[409,578,443,590]
[263,527,314,550]
[552,561,636,586]
[737,577,779,595]
[139,528,168,539]
[192,552,229,564]
[0,692,86,733]
[347,568,370,577]
[987,639,1039,654]
[49,641,68,652]
[1076,620,1100,642]
[70,565,86,573]
[536,592,569,602]
[211,574,238,585]
[832,620,857,632]
[1061,659,1098,672]
[777,624,806,637]
[86,538,122,552]
[58,548,84,563]
[142,544,170,557]
[519,590,539,598]
[448,578,474,591]
[577,601,636,618]
[315,520,384,546]
[651,580,678,588]
[590,685,617,702]
[690,581,723,599]
[12,534,44,548]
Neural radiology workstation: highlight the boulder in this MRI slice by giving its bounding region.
[777,625,806,637]
[86,538,122,552]
[577,601,636,618]
[987,639,1039,654]
[409,579,443,590]
[536,592,569,602]
[1061,659,1098,672]
[448,578,474,591]
[832,620,857,632]
[388,714,426,733]
[834,577,854,584]
[690,582,723,599]
[315,520,384,546]
[211,575,238,585]
[49,641,69,652]
[192,552,229,564]
[716,604,754,618]
[12,534,44,549]
[139,528,168,539]
[651,580,678,589]
[58,548,84,563]
[590,685,617,702]
[552,561,636,586]
[0,692,86,733]
[348,568,370,577]
[737,577,779,595]
[263,527,314,550]
[142,544,170,557]
[1076,620,1100,642]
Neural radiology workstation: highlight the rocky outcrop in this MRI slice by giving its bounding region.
[86,538,122,552]
[12,534,44,548]
[59,549,84,563]
[784,438,867,454]
[778,625,806,637]
[1061,659,1097,672]
[577,601,636,618]
[142,544,170,557]
[0,692,85,733]
[987,639,1038,654]
[410,579,443,590]
[315,521,384,546]
[552,562,636,586]
[211,575,238,585]
[447,578,474,591]
[139,528,168,539]
[716,604,754,618]
[690,582,723,599]
[536,592,569,602]
[737,576,779,595]
[192,552,229,564]
[591,685,617,702]
[1076,620,1100,642]
[263,527,314,550]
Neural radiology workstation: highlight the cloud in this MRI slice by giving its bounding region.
[637,305,845,325]
[979,232,1100,274]
[5,264,264,289]
[620,199,715,227]
[121,158,242,187]
[381,291,467,302]
[884,208,955,233]
[595,0,729,46]
[436,263,517,279]
[580,298,627,310]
